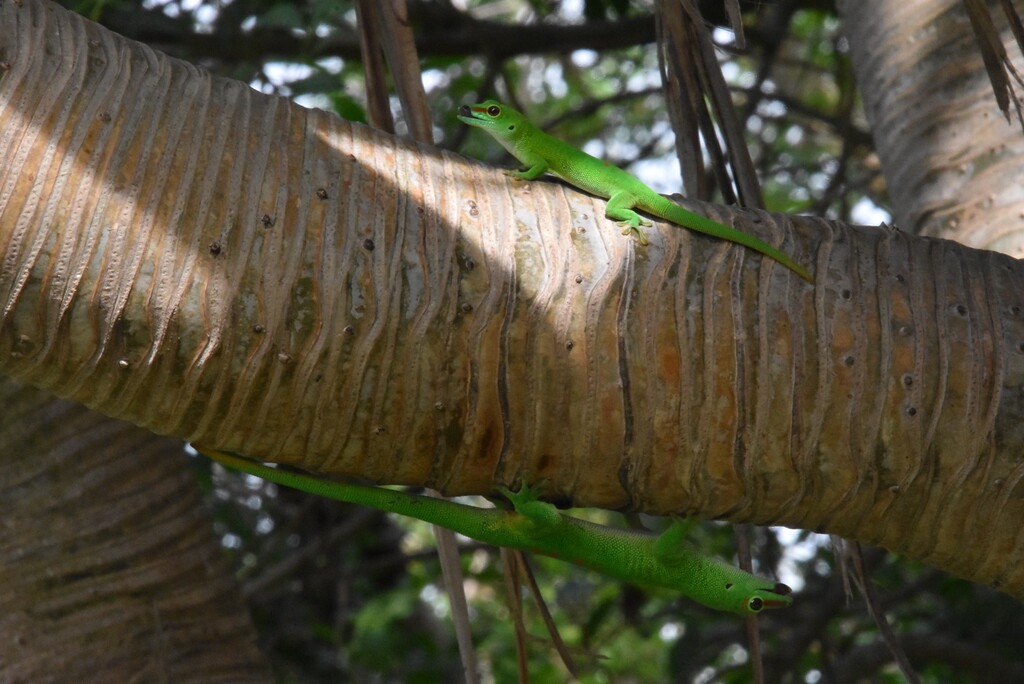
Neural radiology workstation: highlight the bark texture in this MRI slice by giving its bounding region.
[0,380,270,682]
[3,2,1024,596]
[842,0,1024,252]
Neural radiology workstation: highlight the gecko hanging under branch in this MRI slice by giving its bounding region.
[197,447,793,616]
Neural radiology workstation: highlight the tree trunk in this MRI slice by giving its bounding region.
[0,379,270,681]
[842,0,1024,252]
[3,0,1024,601]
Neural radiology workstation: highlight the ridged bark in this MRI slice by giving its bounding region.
[0,379,270,681]
[842,0,1024,251]
[3,1,1024,597]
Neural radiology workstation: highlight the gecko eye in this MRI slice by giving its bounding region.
[746,597,765,613]
[487,105,501,116]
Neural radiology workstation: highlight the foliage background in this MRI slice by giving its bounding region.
[62,0,1024,681]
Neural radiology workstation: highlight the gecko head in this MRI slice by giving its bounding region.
[456,100,523,137]
[732,581,793,615]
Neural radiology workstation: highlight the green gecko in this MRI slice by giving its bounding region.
[457,100,812,282]
[197,447,793,616]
